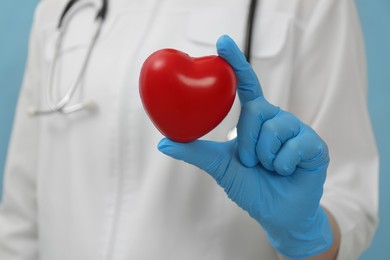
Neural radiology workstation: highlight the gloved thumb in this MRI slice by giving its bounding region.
[158,138,231,174]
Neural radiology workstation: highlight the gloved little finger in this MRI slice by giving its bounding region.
[256,110,301,172]
[272,127,330,176]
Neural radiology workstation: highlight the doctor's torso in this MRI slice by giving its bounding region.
[30,0,299,259]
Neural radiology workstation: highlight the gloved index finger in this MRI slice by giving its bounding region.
[217,35,263,105]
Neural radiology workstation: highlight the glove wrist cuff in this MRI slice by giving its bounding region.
[266,207,334,258]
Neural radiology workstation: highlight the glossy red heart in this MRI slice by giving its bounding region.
[139,49,237,143]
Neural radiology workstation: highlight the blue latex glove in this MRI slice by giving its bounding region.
[158,35,333,258]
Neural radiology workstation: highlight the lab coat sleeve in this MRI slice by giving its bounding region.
[0,3,44,260]
[288,0,379,259]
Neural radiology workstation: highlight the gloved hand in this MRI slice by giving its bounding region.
[158,35,333,258]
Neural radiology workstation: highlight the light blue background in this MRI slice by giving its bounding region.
[356,0,390,259]
[0,1,40,193]
[0,1,389,259]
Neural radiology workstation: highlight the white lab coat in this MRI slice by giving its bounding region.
[0,0,379,259]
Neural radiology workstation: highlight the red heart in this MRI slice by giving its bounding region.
[139,49,237,143]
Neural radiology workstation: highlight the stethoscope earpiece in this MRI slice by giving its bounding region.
[27,106,39,117]
[27,99,98,117]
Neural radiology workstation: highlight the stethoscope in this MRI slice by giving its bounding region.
[28,0,108,116]
[28,0,258,116]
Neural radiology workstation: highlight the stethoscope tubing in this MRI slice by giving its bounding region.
[245,0,258,63]
[28,0,106,116]
[48,0,101,111]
